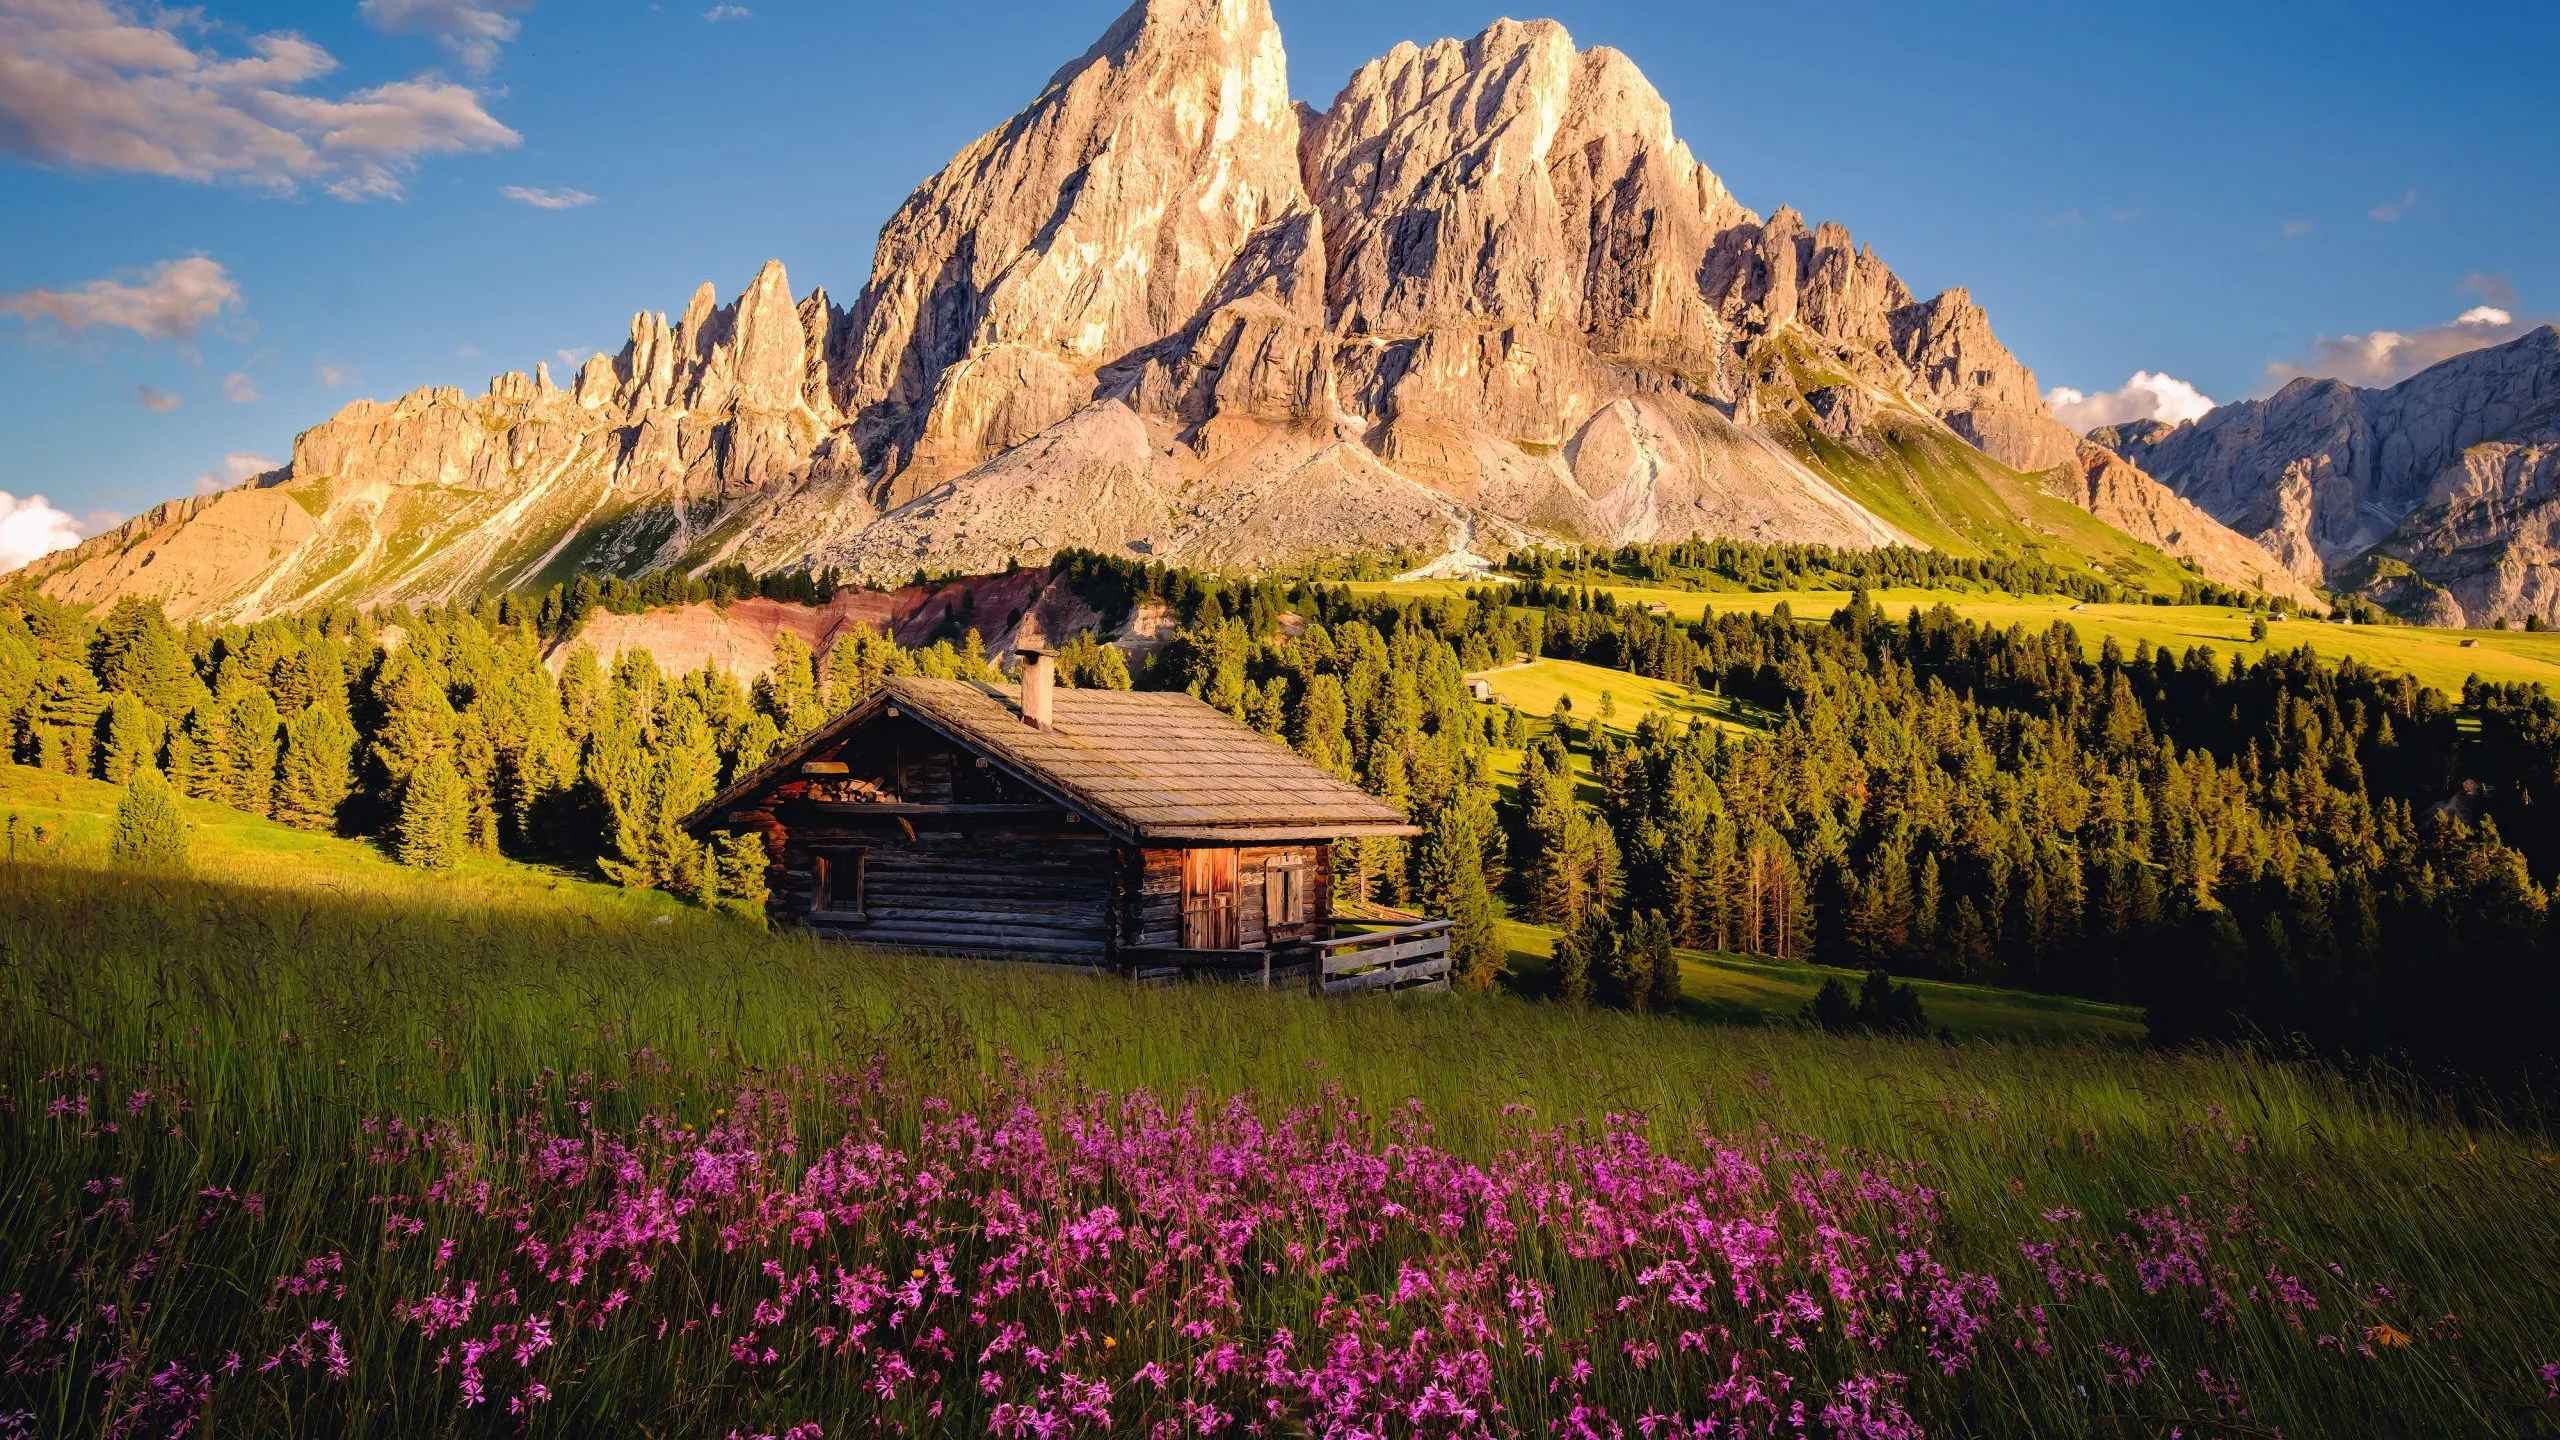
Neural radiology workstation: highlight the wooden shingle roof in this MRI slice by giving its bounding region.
[684,677,1417,844]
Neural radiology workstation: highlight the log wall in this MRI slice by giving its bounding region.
[770,808,1115,963]
[1126,843,1331,951]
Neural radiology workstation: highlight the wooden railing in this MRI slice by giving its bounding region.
[1312,919,1452,996]
[1121,918,1453,996]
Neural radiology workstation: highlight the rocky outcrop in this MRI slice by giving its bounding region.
[2100,327,2560,588]
[2060,443,2321,607]
[29,0,2263,623]
[2091,326,2560,623]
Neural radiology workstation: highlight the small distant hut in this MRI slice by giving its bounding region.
[681,650,1448,991]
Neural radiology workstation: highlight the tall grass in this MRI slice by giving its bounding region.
[3,850,2558,1437]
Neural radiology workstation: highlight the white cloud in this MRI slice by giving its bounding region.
[703,5,750,19]
[0,491,84,573]
[2266,306,2543,389]
[2279,219,2314,238]
[192,450,278,494]
[0,0,520,199]
[2044,371,2218,435]
[499,184,593,209]
[221,370,258,403]
[0,256,240,342]
[358,0,531,76]
[135,382,179,410]
[2368,188,2418,223]
[316,361,355,387]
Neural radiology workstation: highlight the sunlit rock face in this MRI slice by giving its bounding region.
[34,0,2212,621]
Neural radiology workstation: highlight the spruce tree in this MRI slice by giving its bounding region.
[1420,804,1502,992]
[274,703,357,833]
[110,768,188,871]
[396,752,470,869]
[222,687,284,817]
[1640,910,1681,1012]
[95,695,165,784]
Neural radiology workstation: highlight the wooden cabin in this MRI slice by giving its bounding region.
[681,651,1446,990]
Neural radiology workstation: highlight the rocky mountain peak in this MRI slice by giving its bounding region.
[841,0,1305,486]
[26,3,2270,623]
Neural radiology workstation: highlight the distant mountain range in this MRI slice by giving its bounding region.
[27,0,2327,622]
[2092,325,2560,627]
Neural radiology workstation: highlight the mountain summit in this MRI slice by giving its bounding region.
[29,0,2302,620]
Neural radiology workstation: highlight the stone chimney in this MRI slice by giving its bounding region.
[1017,645,1055,729]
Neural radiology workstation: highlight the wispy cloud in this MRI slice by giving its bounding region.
[2045,371,2218,435]
[0,257,241,343]
[0,0,520,200]
[221,371,260,403]
[2279,219,2314,239]
[2368,188,2418,223]
[193,451,279,495]
[317,361,357,388]
[500,185,595,210]
[703,5,750,20]
[0,491,86,572]
[358,0,533,76]
[135,383,180,411]
[2265,305,2543,390]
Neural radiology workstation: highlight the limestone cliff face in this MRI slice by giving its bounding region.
[2095,327,2560,623]
[31,0,2247,622]
[2059,444,2320,607]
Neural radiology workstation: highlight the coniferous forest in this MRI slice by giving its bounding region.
[8,549,2560,1082]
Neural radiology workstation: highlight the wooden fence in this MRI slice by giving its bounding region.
[1312,919,1452,996]
[1121,919,1453,995]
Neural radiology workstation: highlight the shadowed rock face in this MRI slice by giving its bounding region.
[31,0,2232,623]
[2094,327,2560,623]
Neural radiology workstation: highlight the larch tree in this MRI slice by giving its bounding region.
[396,751,471,870]
[110,767,189,870]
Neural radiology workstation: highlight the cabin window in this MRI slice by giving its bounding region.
[812,848,868,921]
[1264,857,1308,927]
[1181,847,1240,950]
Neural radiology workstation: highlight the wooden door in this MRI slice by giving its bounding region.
[1181,848,1239,950]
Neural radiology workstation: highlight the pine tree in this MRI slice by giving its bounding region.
[1420,804,1502,992]
[96,695,165,784]
[1055,631,1132,690]
[753,634,824,737]
[90,598,201,717]
[706,830,771,923]
[396,752,470,869]
[1640,910,1681,1012]
[111,768,188,870]
[274,703,357,833]
[222,687,284,818]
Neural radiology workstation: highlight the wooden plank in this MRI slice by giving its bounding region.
[1321,955,1453,996]
[1321,935,1452,975]
[1312,919,1451,952]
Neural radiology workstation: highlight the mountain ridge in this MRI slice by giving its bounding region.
[2095,325,2560,624]
[24,0,2301,621]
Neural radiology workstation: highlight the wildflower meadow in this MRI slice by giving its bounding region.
[3,851,2558,1437]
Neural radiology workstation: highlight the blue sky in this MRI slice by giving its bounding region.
[2,0,2555,560]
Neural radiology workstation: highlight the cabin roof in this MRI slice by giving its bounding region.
[682,676,1418,844]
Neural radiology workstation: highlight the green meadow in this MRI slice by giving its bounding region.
[1363,578,2560,695]
[5,762,2559,1436]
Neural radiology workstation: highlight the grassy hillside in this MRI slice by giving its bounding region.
[1493,919,2146,1043]
[1468,656,1767,734]
[1368,578,2560,695]
[5,764,2558,1435]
